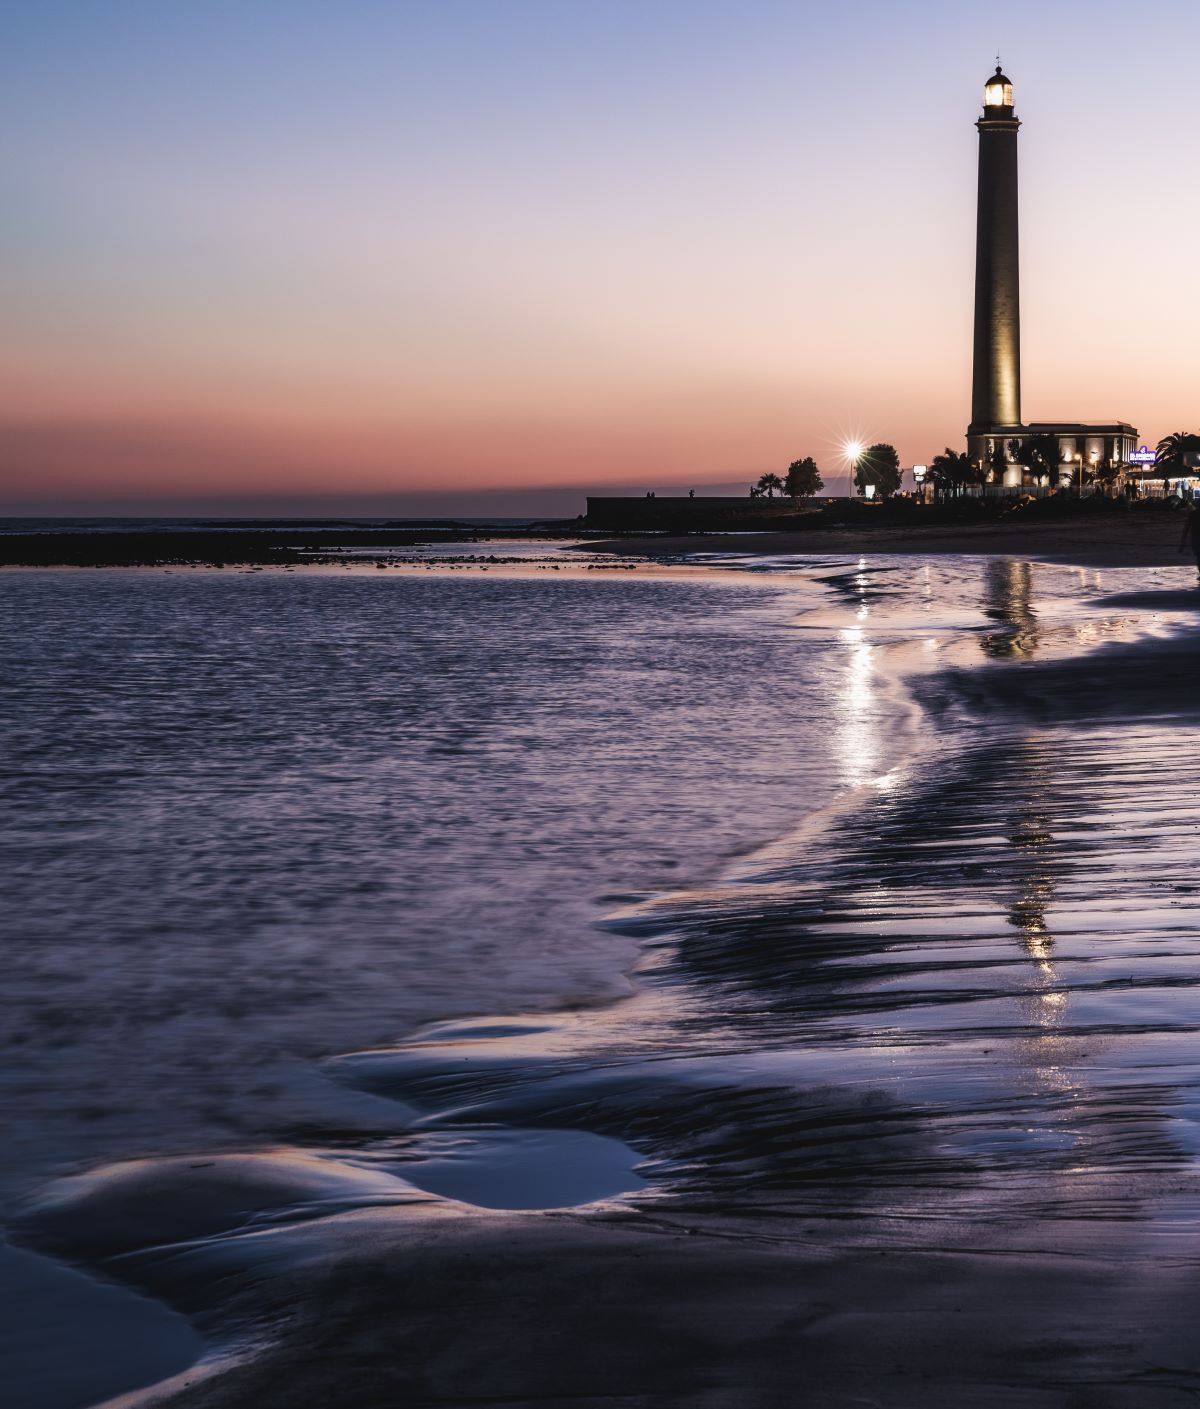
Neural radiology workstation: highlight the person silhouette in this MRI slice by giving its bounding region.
[1180,501,1200,581]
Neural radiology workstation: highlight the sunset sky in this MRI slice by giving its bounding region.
[5,0,1200,515]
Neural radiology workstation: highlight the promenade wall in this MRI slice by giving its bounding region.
[586,496,833,532]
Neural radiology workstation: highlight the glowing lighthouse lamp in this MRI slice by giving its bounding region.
[983,66,1014,108]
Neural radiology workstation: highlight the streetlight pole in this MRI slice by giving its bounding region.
[1076,451,1084,499]
[843,441,865,500]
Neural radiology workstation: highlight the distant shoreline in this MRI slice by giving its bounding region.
[0,526,574,568]
[0,512,1192,571]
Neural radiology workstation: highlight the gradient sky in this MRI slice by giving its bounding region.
[5,0,1200,514]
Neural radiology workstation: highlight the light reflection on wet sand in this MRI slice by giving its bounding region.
[311,556,1200,1233]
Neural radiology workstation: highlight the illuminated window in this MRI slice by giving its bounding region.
[984,78,1014,108]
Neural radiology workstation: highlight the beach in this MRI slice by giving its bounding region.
[5,541,1200,1408]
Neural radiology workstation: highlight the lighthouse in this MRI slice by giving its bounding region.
[968,65,1022,461]
[963,65,1137,485]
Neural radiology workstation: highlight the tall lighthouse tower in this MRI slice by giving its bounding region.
[968,65,1022,468]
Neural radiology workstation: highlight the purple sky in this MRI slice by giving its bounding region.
[5,1,1198,513]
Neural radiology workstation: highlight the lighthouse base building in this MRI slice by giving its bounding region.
[968,422,1140,491]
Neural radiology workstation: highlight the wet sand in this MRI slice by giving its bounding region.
[585,509,1193,568]
[12,566,1200,1408]
[24,1184,1200,1409]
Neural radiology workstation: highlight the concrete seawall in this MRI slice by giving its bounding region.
[585,495,833,532]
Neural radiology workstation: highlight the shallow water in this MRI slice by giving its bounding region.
[1,553,902,1204]
[5,546,1200,1407]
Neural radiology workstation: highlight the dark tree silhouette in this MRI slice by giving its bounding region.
[928,447,978,495]
[785,457,824,498]
[754,472,785,498]
[1094,456,1124,488]
[854,443,901,497]
[1007,433,1061,484]
[1155,431,1200,469]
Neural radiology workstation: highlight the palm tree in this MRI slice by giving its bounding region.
[1008,434,1061,485]
[755,472,785,498]
[928,447,977,496]
[1155,431,1200,469]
